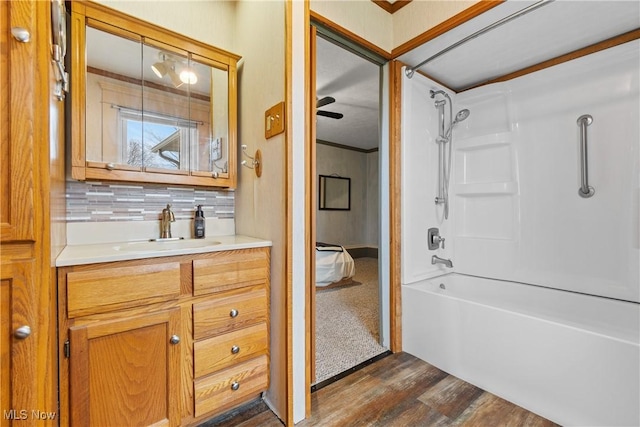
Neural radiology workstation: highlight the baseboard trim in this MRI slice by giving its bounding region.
[346,246,378,259]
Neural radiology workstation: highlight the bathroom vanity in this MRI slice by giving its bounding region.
[56,237,271,426]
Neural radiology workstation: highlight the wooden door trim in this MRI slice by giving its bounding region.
[389,60,404,352]
[307,24,317,412]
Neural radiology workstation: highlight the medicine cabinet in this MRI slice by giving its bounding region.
[70,1,240,188]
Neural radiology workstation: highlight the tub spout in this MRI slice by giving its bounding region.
[432,255,453,268]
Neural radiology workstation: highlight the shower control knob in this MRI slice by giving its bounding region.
[428,228,446,250]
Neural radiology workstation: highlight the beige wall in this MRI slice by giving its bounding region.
[232,0,287,421]
[95,0,237,51]
[392,1,478,48]
[310,0,393,52]
[316,144,378,248]
[310,0,481,52]
[366,150,379,246]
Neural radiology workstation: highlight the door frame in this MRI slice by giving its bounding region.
[306,15,397,400]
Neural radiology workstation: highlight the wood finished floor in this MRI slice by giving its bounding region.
[204,352,559,427]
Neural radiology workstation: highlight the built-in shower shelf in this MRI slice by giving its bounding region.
[455,181,517,196]
[455,131,512,151]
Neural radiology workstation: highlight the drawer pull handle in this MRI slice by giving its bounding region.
[169,335,180,345]
[231,345,240,354]
[229,309,239,318]
[231,381,240,391]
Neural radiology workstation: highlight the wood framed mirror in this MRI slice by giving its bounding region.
[70,1,240,188]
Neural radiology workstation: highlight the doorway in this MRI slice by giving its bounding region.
[310,25,390,389]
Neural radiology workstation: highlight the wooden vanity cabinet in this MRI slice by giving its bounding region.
[58,247,270,427]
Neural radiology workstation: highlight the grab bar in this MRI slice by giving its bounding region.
[577,114,595,198]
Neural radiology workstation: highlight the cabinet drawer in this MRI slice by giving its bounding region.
[194,323,267,378]
[193,248,269,296]
[65,262,181,317]
[193,285,267,340]
[194,355,268,417]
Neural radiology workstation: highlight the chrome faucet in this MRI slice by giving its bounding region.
[432,255,453,268]
[160,204,175,239]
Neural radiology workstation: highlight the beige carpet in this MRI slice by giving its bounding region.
[314,257,388,384]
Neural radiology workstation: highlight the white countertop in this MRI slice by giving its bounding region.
[56,234,272,267]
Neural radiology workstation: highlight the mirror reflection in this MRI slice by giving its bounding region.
[84,25,228,175]
[319,175,351,210]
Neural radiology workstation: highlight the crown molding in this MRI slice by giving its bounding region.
[372,0,412,14]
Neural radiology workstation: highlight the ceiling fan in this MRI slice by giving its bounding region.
[316,96,343,120]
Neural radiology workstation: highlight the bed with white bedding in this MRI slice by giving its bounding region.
[315,243,355,287]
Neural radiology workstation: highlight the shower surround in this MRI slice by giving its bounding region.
[401,40,639,426]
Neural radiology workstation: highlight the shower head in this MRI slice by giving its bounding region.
[445,109,471,139]
[454,109,470,124]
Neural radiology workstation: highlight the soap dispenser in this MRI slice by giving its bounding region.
[194,205,205,239]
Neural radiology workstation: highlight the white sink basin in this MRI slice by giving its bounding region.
[113,239,220,253]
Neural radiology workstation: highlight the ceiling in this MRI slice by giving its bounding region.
[315,0,639,150]
[315,36,381,151]
[398,0,640,91]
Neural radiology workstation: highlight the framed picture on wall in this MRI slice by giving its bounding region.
[319,174,350,211]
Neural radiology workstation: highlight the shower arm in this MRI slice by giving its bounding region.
[405,0,555,79]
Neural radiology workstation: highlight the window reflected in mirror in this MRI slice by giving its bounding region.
[319,175,351,210]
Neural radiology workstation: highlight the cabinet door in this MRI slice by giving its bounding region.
[68,308,181,427]
[0,0,35,242]
[1,258,37,427]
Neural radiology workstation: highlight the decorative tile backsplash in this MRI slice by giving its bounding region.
[66,181,234,222]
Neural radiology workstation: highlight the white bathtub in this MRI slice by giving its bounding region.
[402,273,640,427]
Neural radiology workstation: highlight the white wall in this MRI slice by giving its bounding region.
[316,144,378,248]
[400,72,456,284]
[402,41,640,303]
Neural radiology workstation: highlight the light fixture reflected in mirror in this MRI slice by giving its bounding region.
[168,69,183,88]
[151,61,169,78]
[151,52,197,88]
[179,68,197,85]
